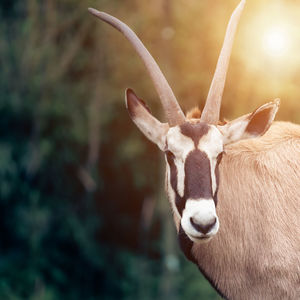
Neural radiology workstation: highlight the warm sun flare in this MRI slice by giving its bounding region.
[240,2,300,72]
[262,27,290,57]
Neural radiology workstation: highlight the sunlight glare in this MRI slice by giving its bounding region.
[262,27,290,57]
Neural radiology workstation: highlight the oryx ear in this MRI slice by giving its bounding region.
[125,88,169,151]
[218,99,280,145]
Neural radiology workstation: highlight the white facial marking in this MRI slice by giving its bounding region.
[166,127,194,197]
[198,126,223,195]
[165,162,181,220]
[181,199,219,242]
[175,159,185,197]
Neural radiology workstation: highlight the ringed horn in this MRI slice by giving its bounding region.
[201,0,246,124]
[88,0,246,126]
[88,7,185,126]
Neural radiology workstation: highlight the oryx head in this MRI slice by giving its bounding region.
[89,0,279,243]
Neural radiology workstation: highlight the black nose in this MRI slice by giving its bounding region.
[190,217,217,234]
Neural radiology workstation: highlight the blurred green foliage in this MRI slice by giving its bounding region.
[0,0,221,299]
[0,0,298,299]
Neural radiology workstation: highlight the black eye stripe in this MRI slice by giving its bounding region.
[165,151,185,215]
[213,151,224,206]
[216,151,224,165]
[165,150,175,161]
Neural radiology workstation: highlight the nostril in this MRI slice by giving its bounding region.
[190,217,217,234]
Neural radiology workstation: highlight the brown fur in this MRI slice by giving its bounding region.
[173,121,300,299]
[186,107,202,119]
[186,107,227,125]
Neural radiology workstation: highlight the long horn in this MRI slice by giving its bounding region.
[201,0,246,124]
[88,8,186,126]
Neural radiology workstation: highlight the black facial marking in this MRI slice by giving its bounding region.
[213,152,223,205]
[165,148,214,215]
[184,150,213,200]
[166,151,185,215]
[213,167,219,205]
[180,122,210,146]
[166,124,223,214]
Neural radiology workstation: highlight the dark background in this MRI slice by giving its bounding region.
[0,0,299,299]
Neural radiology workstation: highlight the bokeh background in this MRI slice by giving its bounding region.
[0,0,299,299]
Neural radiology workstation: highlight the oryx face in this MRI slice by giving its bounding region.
[125,88,279,243]
[165,122,223,242]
